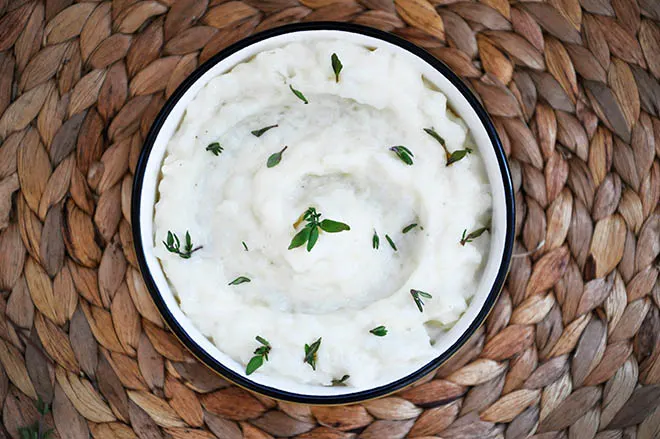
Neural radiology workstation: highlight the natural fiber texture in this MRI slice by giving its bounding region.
[0,0,659,438]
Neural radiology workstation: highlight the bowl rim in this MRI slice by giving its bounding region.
[132,21,515,405]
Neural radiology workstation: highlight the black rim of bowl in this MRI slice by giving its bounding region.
[132,21,515,405]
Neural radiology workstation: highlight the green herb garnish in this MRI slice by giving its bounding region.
[424,127,445,145]
[267,146,288,168]
[320,219,350,232]
[331,53,343,82]
[251,124,278,137]
[447,148,473,165]
[304,337,322,370]
[206,142,223,156]
[289,227,310,250]
[370,326,388,336]
[411,289,432,312]
[460,227,489,245]
[246,336,271,375]
[163,231,201,259]
[331,375,350,386]
[389,145,414,165]
[424,127,472,166]
[289,85,308,104]
[229,276,251,285]
[18,397,52,439]
[288,207,350,252]
[402,223,418,234]
[372,230,379,249]
[242,241,248,251]
[385,234,397,251]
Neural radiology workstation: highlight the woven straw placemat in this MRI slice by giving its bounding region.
[0,0,659,438]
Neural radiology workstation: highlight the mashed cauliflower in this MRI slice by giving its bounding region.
[154,40,491,388]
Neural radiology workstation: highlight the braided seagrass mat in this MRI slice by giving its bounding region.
[0,0,659,437]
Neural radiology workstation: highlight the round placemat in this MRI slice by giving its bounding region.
[0,0,659,438]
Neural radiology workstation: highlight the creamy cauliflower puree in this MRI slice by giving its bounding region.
[154,40,492,388]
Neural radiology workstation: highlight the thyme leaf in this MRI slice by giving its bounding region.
[410,289,432,312]
[447,148,473,165]
[389,145,414,165]
[289,84,309,104]
[267,146,288,168]
[304,337,322,370]
[229,276,251,285]
[289,226,312,250]
[251,124,278,137]
[385,234,397,251]
[402,223,418,234]
[423,127,445,146]
[319,219,351,233]
[370,325,388,336]
[307,225,319,252]
[331,53,343,82]
[163,231,202,259]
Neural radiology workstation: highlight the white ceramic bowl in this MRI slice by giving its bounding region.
[132,22,515,404]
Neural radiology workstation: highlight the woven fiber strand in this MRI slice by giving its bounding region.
[0,0,659,438]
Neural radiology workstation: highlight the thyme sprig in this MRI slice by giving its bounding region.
[245,336,271,375]
[206,142,223,156]
[424,127,472,165]
[304,337,322,370]
[460,227,489,245]
[288,207,350,252]
[163,231,202,259]
[372,230,380,249]
[410,289,432,312]
[370,325,388,336]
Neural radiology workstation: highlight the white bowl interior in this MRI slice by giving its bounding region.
[138,30,509,397]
